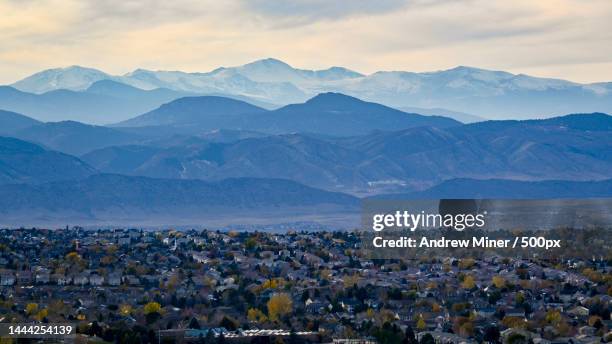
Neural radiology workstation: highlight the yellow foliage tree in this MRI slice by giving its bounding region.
[458,258,475,269]
[247,308,268,323]
[119,304,132,316]
[515,292,525,305]
[36,309,48,321]
[267,293,293,321]
[492,275,505,288]
[461,275,476,289]
[25,303,38,315]
[416,315,426,330]
[545,310,562,325]
[143,302,162,315]
[65,252,81,262]
[261,278,285,291]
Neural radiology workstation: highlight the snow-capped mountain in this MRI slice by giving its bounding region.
[214,58,363,85]
[12,66,113,93]
[9,59,612,119]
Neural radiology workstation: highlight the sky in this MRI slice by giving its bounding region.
[1,0,612,84]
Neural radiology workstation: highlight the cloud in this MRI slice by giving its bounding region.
[0,0,611,84]
[238,0,408,26]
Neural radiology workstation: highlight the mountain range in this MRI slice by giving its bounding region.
[82,112,612,194]
[115,92,459,136]
[0,79,275,124]
[0,93,459,155]
[2,64,612,226]
[1,90,610,195]
[8,58,612,121]
[0,132,610,225]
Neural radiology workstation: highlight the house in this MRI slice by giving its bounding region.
[35,270,50,284]
[73,274,89,286]
[0,273,15,286]
[107,273,121,286]
[56,275,72,286]
[90,274,104,286]
[16,271,32,285]
[124,275,139,285]
[567,305,590,317]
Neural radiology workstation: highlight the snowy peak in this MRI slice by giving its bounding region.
[11,66,110,93]
[7,59,612,120]
[243,57,293,69]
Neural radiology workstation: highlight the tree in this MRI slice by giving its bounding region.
[507,333,527,344]
[545,310,561,325]
[492,276,506,289]
[88,321,103,337]
[515,292,525,305]
[343,274,360,288]
[588,315,603,328]
[431,303,441,312]
[35,308,48,321]
[403,326,417,344]
[458,258,475,269]
[189,317,201,329]
[143,302,162,324]
[267,293,293,321]
[461,275,476,289]
[143,302,161,315]
[416,315,426,331]
[119,304,132,316]
[247,308,268,323]
[419,333,435,344]
[25,303,38,315]
[220,316,238,331]
[483,325,500,343]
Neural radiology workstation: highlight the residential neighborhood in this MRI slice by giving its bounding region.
[0,228,610,343]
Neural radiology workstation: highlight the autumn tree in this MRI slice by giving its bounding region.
[545,310,561,325]
[25,303,38,316]
[119,304,132,316]
[458,258,475,269]
[267,293,293,321]
[416,315,426,331]
[492,275,506,289]
[144,301,162,324]
[247,308,268,323]
[461,275,476,289]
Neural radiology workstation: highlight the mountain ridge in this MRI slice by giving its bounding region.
[83,112,612,194]
[0,136,96,184]
[9,58,612,120]
[115,92,460,136]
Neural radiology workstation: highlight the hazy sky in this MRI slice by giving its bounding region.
[1,0,612,84]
